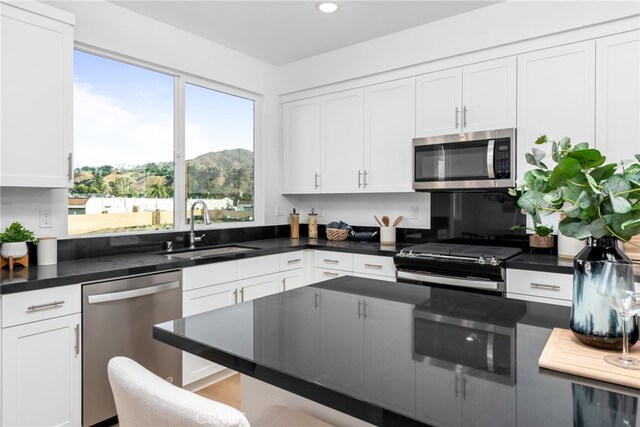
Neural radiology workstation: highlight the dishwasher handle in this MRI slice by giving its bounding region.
[87,281,180,304]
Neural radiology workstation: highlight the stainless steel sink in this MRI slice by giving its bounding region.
[164,245,259,259]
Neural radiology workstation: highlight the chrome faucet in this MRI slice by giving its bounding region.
[189,200,211,249]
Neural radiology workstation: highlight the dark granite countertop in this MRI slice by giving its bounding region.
[0,238,409,294]
[506,253,574,274]
[154,276,640,427]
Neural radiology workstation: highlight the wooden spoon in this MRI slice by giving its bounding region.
[392,216,403,227]
[381,216,390,227]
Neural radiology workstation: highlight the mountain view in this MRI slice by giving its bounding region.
[70,148,254,201]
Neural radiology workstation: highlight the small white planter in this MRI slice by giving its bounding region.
[0,242,28,259]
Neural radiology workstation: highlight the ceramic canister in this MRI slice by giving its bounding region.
[37,237,57,265]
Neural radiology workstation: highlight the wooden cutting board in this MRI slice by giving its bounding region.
[539,328,640,389]
[623,236,640,262]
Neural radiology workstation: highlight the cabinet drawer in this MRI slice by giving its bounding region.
[183,281,237,316]
[314,250,354,272]
[353,272,396,282]
[506,269,573,302]
[237,254,280,280]
[183,261,237,291]
[279,251,304,271]
[2,284,81,328]
[314,268,351,282]
[353,254,395,277]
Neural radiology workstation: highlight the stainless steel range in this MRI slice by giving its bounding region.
[394,243,521,294]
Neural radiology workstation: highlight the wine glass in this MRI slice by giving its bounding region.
[596,261,640,370]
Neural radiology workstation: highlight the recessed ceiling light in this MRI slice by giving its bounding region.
[316,2,339,13]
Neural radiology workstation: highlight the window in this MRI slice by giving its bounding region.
[70,50,256,235]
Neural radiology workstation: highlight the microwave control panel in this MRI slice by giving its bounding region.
[494,139,511,179]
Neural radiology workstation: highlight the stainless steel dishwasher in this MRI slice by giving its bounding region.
[82,270,182,426]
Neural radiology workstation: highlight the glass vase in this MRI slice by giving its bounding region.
[570,236,639,349]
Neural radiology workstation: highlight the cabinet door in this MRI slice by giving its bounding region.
[2,313,81,426]
[596,30,640,162]
[1,4,73,188]
[461,375,515,427]
[238,273,280,302]
[415,362,462,427]
[283,97,321,193]
[314,268,350,283]
[320,89,364,193]
[517,41,596,182]
[415,68,462,137]
[283,287,321,380]
[279,269,305,291]
[363,78,415,193]
[320,290,364,396]
[182,282,237,386]
[462,57,516,133]
[363,298,415,417]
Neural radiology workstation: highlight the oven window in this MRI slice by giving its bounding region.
[415,141,489,182]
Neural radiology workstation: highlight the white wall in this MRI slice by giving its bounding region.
[0,188,68,238]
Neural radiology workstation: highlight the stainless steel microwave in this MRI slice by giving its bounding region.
[413,128,516,191]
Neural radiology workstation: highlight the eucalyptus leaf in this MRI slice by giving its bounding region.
[603,175,631,197]
[622,218,640,230]
[549,157,582,187]
[568,149,605,169]
[517,191,544,216]
[543,191,562,205]
[525,153,537,167]
[559,137,571,151]
[609,191,632,213]
[585,173,602,194]
[589,218,609,238]
[590,163,617,182]
[551,141,561,163]
[576,190,592,209]
[562,204,582,218]
[573,142,589,151]
[508,188,518,197]
[579,205,598,221]
[534,135,548,145]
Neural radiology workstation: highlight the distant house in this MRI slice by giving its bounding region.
[68,198,89,215]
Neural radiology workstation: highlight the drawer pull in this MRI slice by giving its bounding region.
[364,264,383,270]
[287,259,302,264]
[27,300,65,311]
[323,259,339,264]
[323,271,339,277]
[530,283,561,291]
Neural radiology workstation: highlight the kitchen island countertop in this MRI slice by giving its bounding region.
[154,276,640,427]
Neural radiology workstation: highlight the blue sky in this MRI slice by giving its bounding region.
[74,50,254,168]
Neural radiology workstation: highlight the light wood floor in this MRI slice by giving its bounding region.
[196,374,241,410]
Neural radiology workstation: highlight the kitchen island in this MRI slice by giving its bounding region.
[154,276,640,427]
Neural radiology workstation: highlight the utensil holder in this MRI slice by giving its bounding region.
[380,226,396,244]
[37,237,57,265]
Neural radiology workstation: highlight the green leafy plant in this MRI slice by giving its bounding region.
[0,222,38,244]
[509,136,640,242]
[511,224,554,237]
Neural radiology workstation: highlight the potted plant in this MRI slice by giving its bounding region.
[0,222,37,260]
[511,223,554,248]
[509,135,640,349]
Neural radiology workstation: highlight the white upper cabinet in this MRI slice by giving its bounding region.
[415,57,516,137]
[363,78,416,193]
[517,41,596,181]
[0,2,74,188]
[320,88,365,193]
[595,30,640,163]
[283,97,322,194]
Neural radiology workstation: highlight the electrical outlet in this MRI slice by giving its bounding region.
[276,205,285,217]
[40,209,52,228]
[410,206,419,219]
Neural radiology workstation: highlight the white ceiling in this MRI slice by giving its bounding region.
[110,1,500,65]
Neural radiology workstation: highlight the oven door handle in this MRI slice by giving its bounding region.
[396,270,503,291]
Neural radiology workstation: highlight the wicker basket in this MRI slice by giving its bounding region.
[326,228,349,241]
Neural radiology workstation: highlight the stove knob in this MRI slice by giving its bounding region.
[490,256,499,265]
[478,255,486,264]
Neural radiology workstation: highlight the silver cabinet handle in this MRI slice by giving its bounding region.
[239,288,244,301]
[454,375,460,397]
[322,271,339,277]
[281,278,286,288]
[314,292,320,309]
[88,281,179,304]
[68,152,73,181]
[357,300,362,318]
[358,170,362,188]
[233,289,238,304]
[27,300,65,311]
[287,258,301,264]
[531,283,561,291]
[463,106,468,127]
[364,263,383,270]
[363,170,368,188]
[363,301,368,319]
[323,259,339,264]
[461,376,467,400]
[314,172,319,189]
[455,107,459,129]
[74,324,80,356]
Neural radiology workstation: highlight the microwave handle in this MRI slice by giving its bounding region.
[487,140,495,179]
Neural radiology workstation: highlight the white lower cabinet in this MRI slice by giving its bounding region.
[415,363,515,427]
[279,269,305,291]
[314,251,396,283]
[506,268,573,306]
[2,313,81,426]
[237,273,280,302]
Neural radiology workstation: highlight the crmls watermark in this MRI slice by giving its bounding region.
[195,412,247,424]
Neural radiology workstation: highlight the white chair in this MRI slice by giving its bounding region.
[108,357,334,427]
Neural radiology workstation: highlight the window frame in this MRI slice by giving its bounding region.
[71,45,264,237]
